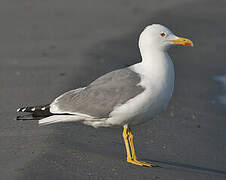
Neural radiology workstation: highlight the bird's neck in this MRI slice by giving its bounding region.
[133,46,174,85]
[140,46,170,69]
[131,46,174,97]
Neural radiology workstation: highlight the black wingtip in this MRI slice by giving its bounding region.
[16,104,52,121]
[16,108,22,112]
[16,107,28,113]
[15,115,29,121]
[15,116,20,121]
[16,104,51,114]
[15,114,41,121]
[16,107,33,113]
[15,115,24,121]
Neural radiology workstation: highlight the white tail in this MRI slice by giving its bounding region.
[39,115,83,126]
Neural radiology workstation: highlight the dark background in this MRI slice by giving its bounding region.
[1,0,226,179]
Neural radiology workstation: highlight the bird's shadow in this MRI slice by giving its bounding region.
[143,158,226,177]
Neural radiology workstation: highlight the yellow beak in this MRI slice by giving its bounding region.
[171,37,194,47]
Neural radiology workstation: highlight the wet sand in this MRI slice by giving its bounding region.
[1,0,226,179]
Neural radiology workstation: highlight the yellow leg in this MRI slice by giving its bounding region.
[123,127,132,160]
[123,126,157,167]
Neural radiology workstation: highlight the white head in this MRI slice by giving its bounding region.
[139,24,193,51]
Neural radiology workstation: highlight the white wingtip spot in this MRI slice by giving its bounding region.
[17,108,21,112]
[41,107,46,111]
[22,108,26,112]
[31,108,35,111]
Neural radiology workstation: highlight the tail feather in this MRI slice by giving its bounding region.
[38,115,83,126]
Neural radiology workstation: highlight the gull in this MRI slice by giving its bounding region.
[16,24,193,167]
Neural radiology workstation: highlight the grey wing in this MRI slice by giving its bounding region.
[50,67,144,118]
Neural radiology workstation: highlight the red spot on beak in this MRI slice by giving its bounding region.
[185,42,192,46]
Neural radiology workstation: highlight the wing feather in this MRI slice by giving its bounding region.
[50,68,144,118]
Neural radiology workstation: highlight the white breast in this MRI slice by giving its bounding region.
[106,52,175,126]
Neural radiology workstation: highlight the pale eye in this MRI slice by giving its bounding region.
[160,32,167,37]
